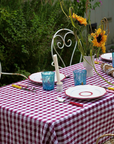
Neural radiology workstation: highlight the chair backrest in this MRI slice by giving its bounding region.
[51,28,82,68]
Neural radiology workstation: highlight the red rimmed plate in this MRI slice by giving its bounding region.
[65,85,106,99]
[100,53,112,61]
[28,72,66,83]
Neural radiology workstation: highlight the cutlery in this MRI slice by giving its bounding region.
[12,84,36,92]
[94,84,114,91]
[106,89,114,93]
[66,75,71,78]
[57,96,83,107]
[102,86,114,91]
[17,82,37,91]
[94,60,102,64]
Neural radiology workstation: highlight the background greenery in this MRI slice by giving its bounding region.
[0,0,95,86]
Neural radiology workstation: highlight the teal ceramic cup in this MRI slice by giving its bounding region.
[41,71,55,90]
[73,69,87,85]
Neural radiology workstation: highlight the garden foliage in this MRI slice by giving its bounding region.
[0,0,82,86]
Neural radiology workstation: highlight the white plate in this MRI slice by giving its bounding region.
[28,72,66,83]
[100,53,112,61]
[65,85,106,99]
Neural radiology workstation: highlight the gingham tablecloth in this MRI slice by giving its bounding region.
[0,62,114,144]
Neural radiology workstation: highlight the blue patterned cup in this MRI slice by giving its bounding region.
[73,69,87,85]
[41,71,55,90]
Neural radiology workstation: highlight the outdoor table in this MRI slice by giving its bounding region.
[0,62,114,144]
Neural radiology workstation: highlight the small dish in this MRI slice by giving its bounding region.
[65,85,106,99]
[28,72,66,83]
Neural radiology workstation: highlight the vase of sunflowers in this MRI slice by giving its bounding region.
[68,1,108,77]
[69,12,108,76]
[82,26,107,77]
[60,0,114,86]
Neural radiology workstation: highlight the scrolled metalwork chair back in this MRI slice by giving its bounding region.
[51,28,82,68]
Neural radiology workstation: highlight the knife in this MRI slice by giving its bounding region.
[102,86,114,91]
[12,84,32,92]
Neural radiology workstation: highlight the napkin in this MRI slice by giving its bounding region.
[101,63,114,77]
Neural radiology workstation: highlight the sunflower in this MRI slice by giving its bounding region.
[91,28,107,51]
[101,45,106,53]
[71,13,87,26]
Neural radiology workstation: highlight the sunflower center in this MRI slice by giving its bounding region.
[97,34,102,43]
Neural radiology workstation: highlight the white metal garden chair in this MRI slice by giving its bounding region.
[51,28,82,68]
[96,134,114,144]
[0,62,28,79]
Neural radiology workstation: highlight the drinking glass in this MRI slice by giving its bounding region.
[73,69,87,85]
[41,71,55,90]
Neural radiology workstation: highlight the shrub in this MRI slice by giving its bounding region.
[0,0,81,86]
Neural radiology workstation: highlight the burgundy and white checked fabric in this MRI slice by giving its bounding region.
[0,62,114,144]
